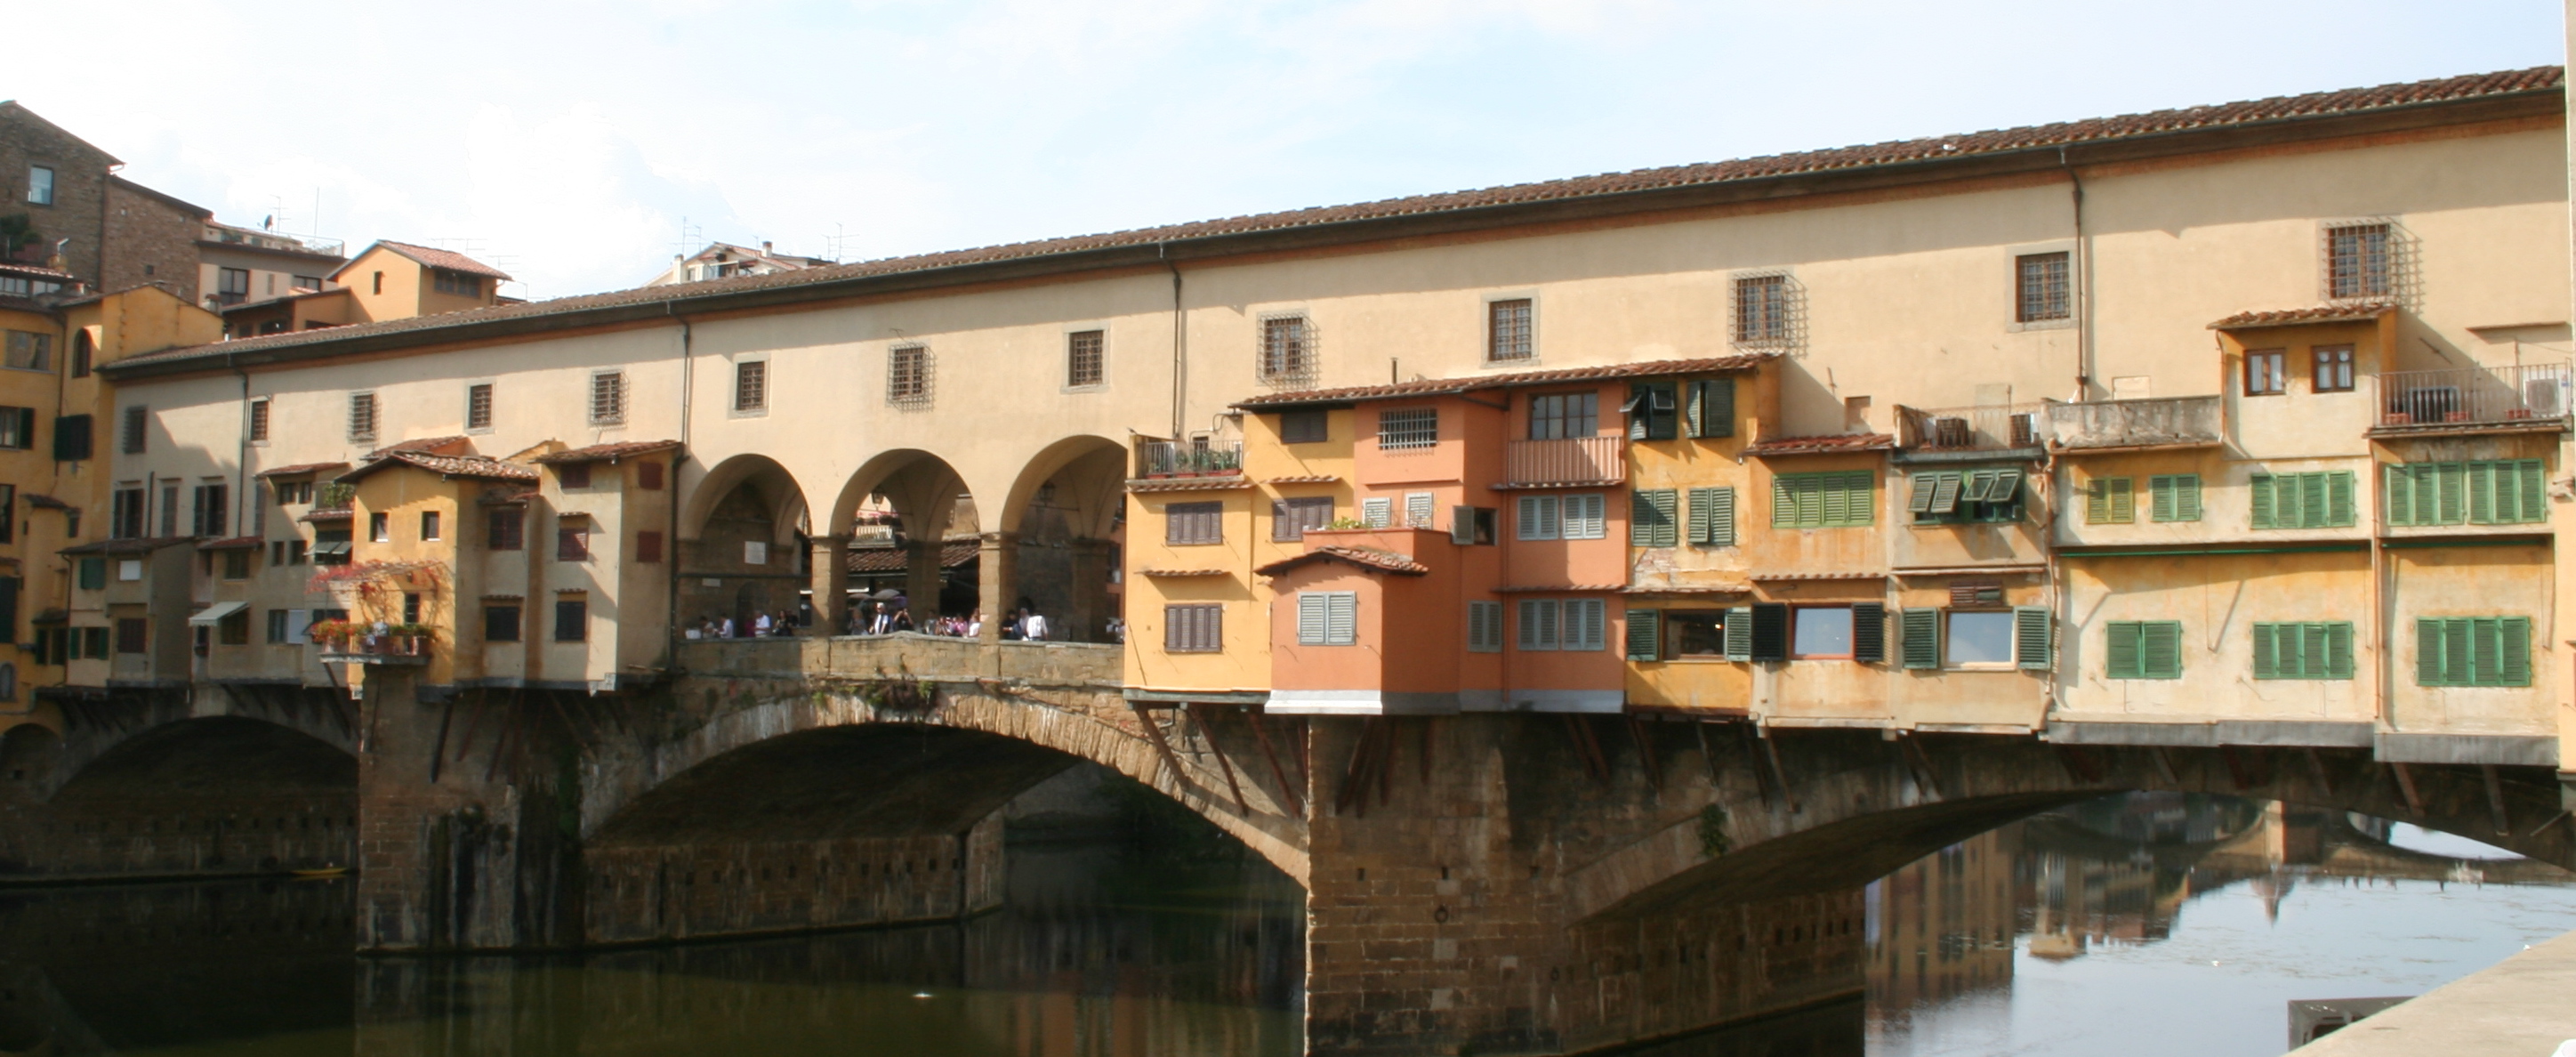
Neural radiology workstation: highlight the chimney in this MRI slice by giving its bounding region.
[761,241,773,255]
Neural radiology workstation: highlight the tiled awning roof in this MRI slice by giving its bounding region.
[1743,433,1896,456]
[846,539,978,574]
[1127,475,1253,492]
[340,450,538,483]
[1236,355,1774,408]
[532,440,682,464]
[1255,545,1429,577]
[256,462,350,478]
[2210,302,2397,329]
[196,536,263,550]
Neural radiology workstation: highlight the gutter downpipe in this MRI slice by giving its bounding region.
[2059,147,2092,400]
[1163,244,1185,441]
[229,351,250,538]
[666,303,691,663]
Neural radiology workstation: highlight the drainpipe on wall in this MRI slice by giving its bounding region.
[2059,148,2093,401]
[667,304,693,661]
[229,352,250,537]
[1163,245,1185,441]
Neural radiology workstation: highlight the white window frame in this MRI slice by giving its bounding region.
[2004,239,2077,333]
[1405,491,1435,528]
[589,370,628,425]
[1360,496,1393,528]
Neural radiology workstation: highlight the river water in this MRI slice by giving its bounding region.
[1,792,2568,1056]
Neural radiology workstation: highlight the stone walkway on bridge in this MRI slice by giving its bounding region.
[2292,926,2576,1056]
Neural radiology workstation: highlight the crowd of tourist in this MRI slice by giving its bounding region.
[687,594,1117,643]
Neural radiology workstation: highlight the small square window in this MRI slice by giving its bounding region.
[559,462,591,489]
[2016,252,2070,322]
[1067,330,1104,387]
[487,509,524,550]
[1280,409,1328,444]
[554,598,587,641]
[2312,345,2354,392]
[1487,299,1534,362]
[1791,606,1853,658]
[2243,350,2286,396]
[485,604,522,642]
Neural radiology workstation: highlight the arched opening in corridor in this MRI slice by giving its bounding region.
[994,435,1127,643]
[678,454,811,634]
[822,449,978,633]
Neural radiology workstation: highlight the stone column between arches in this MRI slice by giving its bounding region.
[809,535,849,633]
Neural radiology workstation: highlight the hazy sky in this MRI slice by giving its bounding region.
[12,1,2563,300]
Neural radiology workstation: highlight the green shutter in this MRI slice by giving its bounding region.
[2435,463,2465,524]
[1852,603,1887,664]
[2416,618,2444,686]
[2499,617,2532,686]
[1724,606,1753,662]
[1842,472,1875,526]
[1689,487,1736,546]
[1694,378,1735,438]
[1647,490,1679,546]
[2467,462,2497,524]
[2512,460,2546,523]
[2385,464,2414,526]
[1901,609,1939,669]
[2149,474,2202,523]
[2325,622,2354,679]
[1626,609,1661,661]
[2149,476,2175,523]
[2326,471,2354,527]
[2469,617,2504,685]
[2297,472,2325,528]
[2014,606,2051,670]
[1927,472,1962,514]
[2250,474,2276,528]
[1908,473,1939,514]
[2141,621,2182,679]
[1774,472,1872,528]
[2251,623,2279,680]
[2089,477,2134,523]
[1630,489,1663,546]
[2105,622,2142,680]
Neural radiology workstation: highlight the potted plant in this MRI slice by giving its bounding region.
[305,619,353,651]
[2380,412,2413,426]
[387,623,431,655]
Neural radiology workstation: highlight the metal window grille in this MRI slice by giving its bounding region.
[120,406,147,454]
[589,372,626,424]
[1067,330,1104,387]
[1259,316,1314,386]
[1163,604,1223,652]
[2326,222,2392,301]
[249,399,270,441]
[348,392,377,440]
[466,383,493,430]
[735,359,767,411]
[1487,299,1534,362]
[888,345,932,407]
[1376,408,1438,449]
[1731,273,1801,349]
[2016,252,2070,322]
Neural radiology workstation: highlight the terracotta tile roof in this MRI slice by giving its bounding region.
[352,240,512,281]
[1236,355,1774,408]
[1494,584,1628,593]
[2209,302,2397,329]
[106,68,2562,378]
[196,536,263,550]
[256,461,351,478]
[532,440,682,464]
[340,450,539,483]
[1622,583,1752,595]
[1254,545,1429,577]
[479,487,537,505]
[1749,570,1888,581]
[1743,433,1896,456]
[845,540,978,574]
[60,537,192,555]
[1126,474,1253,492]
[366,436,470,458]
[21,493,68,510]
[1138,567,1232,577]
[1266,474,1341,485]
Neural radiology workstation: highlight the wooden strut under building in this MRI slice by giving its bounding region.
[1243,707,1304,817]
[1334,718,1397,817]
[1188,707,1250,816]
[2389,761,2426,818]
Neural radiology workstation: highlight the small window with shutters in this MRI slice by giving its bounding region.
[2085,476,2135,524]
[1273,496,1333,541]
[2386,460,2544,527]
[1280,409,1328,444]
[1467,601,1503,653]
[1685,378,1735,439]
[559,461,592,489]
[1771,472,1874,528]
[1624,609,1661,660]
[2249,471,2355,529]
[487,508,524,550]
[1629,488,1678,546]
[1687,488,1735,546]
[1405,491,1436,528]
[554,596,588,641]
[556,520,591,561]
[1516,495,1560,541]
[1360,496,1393,528]
[1909,468,2023,524]
[2414,617,2531,687]
[1297,592,1357,646]
[637,460,664,489]
[2105,620,2183,680]
[1517,599,1559,651]
[484,603,522,642]
[121,406,148,454]
[1165,501,1223,545]
[1163,604,1222,653]
[2148,474,2202,522]
[2252,622,2352,680]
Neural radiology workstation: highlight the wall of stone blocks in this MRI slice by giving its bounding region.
[583,812,1005,943]
[102,181,204,304]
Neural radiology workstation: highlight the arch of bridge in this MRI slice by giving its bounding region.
[31,689,358,803]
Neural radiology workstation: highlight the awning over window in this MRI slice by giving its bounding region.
[310,540,352,557]
[187,601,248,625]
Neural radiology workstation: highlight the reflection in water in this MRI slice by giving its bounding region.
[0,826,1302,1057]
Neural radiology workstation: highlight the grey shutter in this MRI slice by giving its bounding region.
[1298,593,1328,645]
[1749,603,1789,661]
[2014,606,2051,670]
[1927,472,1962,514]
[1626,609,1660,660]
[1901,609,1939,669]
[1908,472,1939,513]
[1326,593,1357,645]
[1361,497,1392,528]
[1724,606,1753,662]
[1851,602,1887,663]
[1451,506,1477,545]
[1706,488,1735,545]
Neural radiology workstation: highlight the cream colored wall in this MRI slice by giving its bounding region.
[2058,552,2379,724]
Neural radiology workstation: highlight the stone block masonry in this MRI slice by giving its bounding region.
[584,817,1004,943]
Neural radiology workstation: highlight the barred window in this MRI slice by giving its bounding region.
[589,371,626,424]
[466,383,492,430]
[734,359,767,411]
[1067,330,1104,387]
[889,345,931,406]
[2016,252,2070,322]
[347,391,377,441]
[1733,274,1794,345]
[1376,408,1438,450]
[1260,316,1312,383]
[121,406,148,455]
[1487,299,1534,362]
[1164,604,1222,653]
[248,398,271,442]
[2327,222,2392,301]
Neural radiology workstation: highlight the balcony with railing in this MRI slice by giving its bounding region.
[2372,362,2573,434]
[2042,396,2225,452]
[1135,440,1244,480]
[1893,403,2044,462]
[1503,436,1623,487]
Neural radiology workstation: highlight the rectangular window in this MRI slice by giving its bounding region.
[487,509,524,550]
[1066,330,1104,387]
[485,604,523,643]
[1666,609,1728,658]
[1468,601,1504,653]
[248,398,271,442]
[636,530,664,563]
[1944,610,2016,667]
[1528,392,1598,440]
[1624,382,1677,441]
[637,461,664,489]
[121,406,148,455]
[2249,471,2356,529]
[734,359,768,411]
[2415,617,2531,687]
[744,541,768,565]
[1560,494,1606,539]
[368,512,390,542]
[70,332,89,377]
[1770,472,1875,529]
[2243,350,2287,396]
[2253,622,2354,680]
[1487,298,1534,362]
[1630,488,1678,547]
[1791,606,1856,659]
[2385,460,2547,527]
[187,483,226,537]
[553,598,587,642]
[1685,378,1735,439]
[466,383,493,430]
[25,165,52,205]
[160,485,177,537]
[1165,501,1222,545]
[559,461,592,489]
[1297,592,1358,646]
[1687,487,1736,546]
[557,524,590,561]
[266,609,291,644]
[590,371,627,424]
[2312,345,2355,392]
[216,267,250,304]
[2149,474,2203,522]
[1360,496,1392,528]
[1516,599,1558,651]
[1272,496,1333,541]
[2016,252,2071,322]
[1450,505,1497,545]
[1280,409,1327,444]
[2327,222,2392,301]
[420,511,442,541]
[3,331,51,371]
[1516,495,1559,541]
[1164,603,1222,653]
[0,407,33,449]
[1734,274,1791,345]
[2105,620,2184,680]
[432,270,480,296]
[2085,476,2134,523]
[1260,316,1312,383]
[76,557,104,590]
[1376,408,1438,450]
[116,617,147,655]
[221,548,250,580]
[1404,491,1436,528]
[1516,599,1606,650]
[52,413,90,460]
[110,488,143,539]
[312,528,351,566]
[1907,468,2024,524]
[218,609,251,646]
[887,346,930,406]
[347,391,377,441]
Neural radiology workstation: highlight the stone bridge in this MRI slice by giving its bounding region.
[4,647,2572,1055]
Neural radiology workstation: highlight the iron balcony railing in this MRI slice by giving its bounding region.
[1896,402,2045,452]
[1505,436,1623,486]
[2376,362,2573,430]
[1136,440,1243,478]
[2043,395,2225,450]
